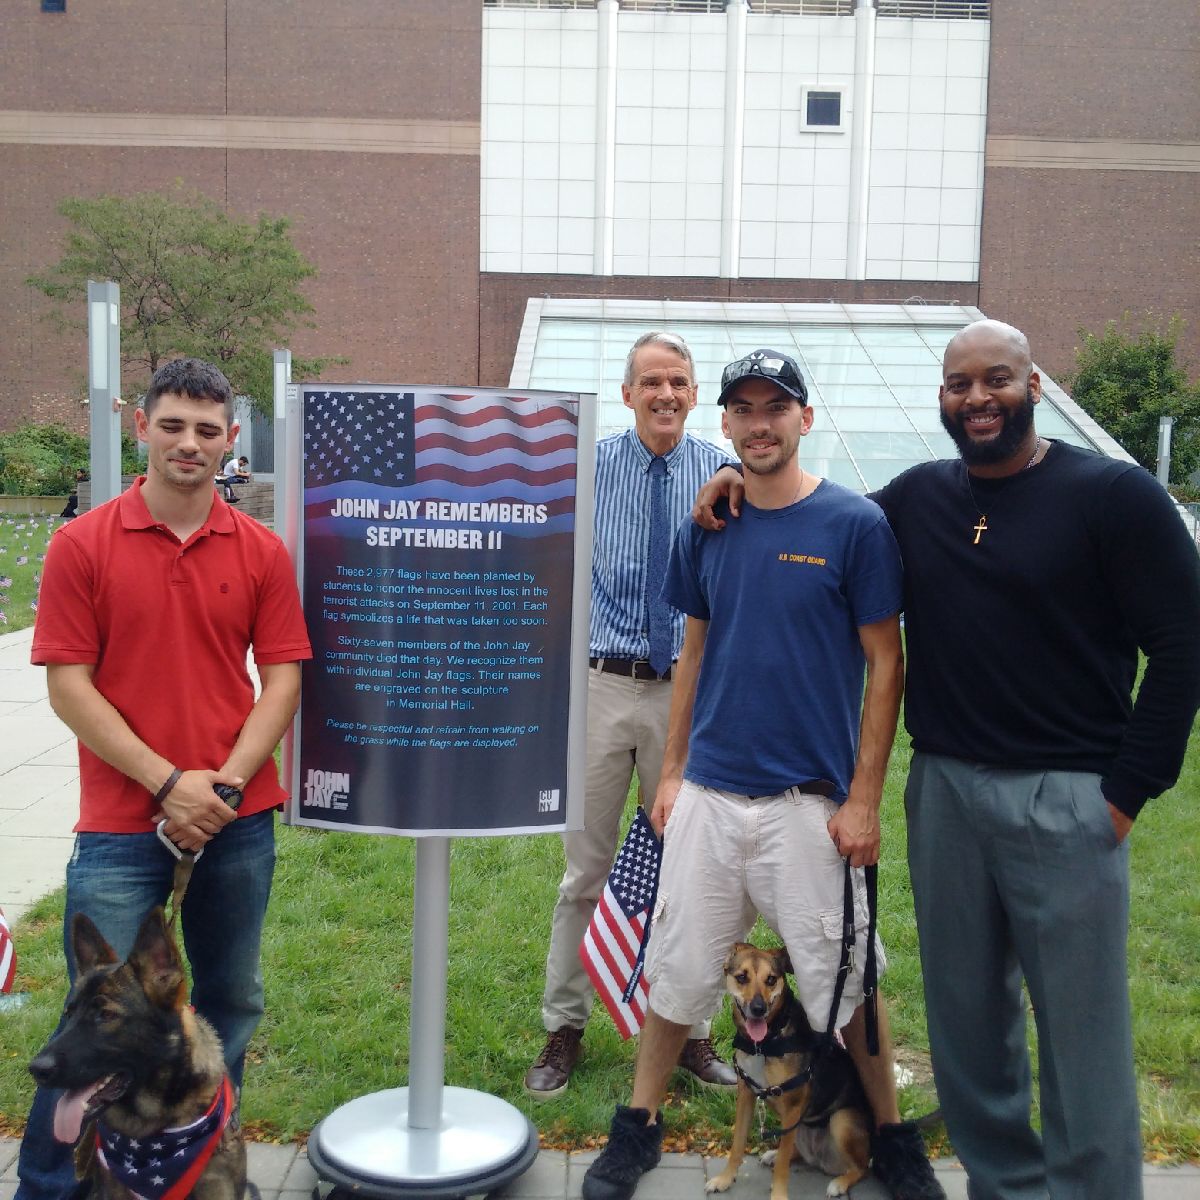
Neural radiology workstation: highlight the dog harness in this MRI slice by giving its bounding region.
[731,860,879,1135]
[95,1074,236,1200]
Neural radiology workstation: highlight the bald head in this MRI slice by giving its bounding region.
[945,320,1032,373]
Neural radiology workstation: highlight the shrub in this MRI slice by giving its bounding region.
[0,423,87,496]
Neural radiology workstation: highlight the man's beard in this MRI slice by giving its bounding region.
[941,386,1036,466]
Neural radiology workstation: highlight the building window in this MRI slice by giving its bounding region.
[41,0,66,10]
[800,87,845,132]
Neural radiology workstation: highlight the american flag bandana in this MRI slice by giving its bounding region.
[95,1075,235,1200]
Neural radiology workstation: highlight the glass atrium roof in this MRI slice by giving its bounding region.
[509,300,1128,493]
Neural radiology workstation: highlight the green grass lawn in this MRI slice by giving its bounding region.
[1,724,1197,1160]
[1,522,1195,1156]
[0,515,58,632]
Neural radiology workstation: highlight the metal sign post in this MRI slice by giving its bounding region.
[297,383,596,1196]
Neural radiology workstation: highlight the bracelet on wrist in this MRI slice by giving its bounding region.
[153,768,182,806]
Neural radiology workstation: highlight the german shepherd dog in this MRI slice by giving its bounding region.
[28,907,246,1200]
[706,943,873,1200]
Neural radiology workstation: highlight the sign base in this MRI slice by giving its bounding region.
[307,1086,539,1198]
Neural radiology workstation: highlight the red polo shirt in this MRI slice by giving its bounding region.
[32,479,312,832]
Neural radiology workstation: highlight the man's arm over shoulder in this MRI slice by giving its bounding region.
[1098,468,1200,823]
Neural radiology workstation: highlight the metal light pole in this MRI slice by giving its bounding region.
[1156,414,1175,487]
[86,281,122,505]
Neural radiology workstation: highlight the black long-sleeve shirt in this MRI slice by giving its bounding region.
[872,441,1200,818]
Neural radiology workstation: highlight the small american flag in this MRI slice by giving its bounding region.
[0,905,15,993]
[579,809,662,1040]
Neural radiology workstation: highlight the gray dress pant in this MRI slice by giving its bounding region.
[540,667,708,1039]
[905,752,1142,1200]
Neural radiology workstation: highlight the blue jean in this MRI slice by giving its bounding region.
[16,811,276,1200]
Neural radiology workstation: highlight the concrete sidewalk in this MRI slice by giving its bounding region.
[2,626,1198,1199]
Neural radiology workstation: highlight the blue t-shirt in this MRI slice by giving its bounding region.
[663,480,903,800]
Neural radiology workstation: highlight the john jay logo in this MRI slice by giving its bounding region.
[303,768,350,811]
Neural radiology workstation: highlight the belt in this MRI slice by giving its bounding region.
[748,780,836,800]
[589,656,672,682]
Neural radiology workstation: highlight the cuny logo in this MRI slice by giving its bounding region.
[303,768,350,811]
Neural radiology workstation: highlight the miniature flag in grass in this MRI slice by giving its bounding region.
[0,905,15,993]
[579,808,661,1039]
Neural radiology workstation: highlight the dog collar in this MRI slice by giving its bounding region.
[95,1074,235,1200]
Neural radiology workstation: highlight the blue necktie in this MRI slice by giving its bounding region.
[647,456,672,678]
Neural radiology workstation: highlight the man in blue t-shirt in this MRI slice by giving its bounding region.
[583,351,944,1200]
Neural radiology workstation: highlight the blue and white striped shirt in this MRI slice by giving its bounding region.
[591,429,733,661]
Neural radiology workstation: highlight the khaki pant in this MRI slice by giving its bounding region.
[645,781,883,1030]
[540,666,709,1038]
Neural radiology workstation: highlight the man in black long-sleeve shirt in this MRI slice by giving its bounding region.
[695,319,1200,1199]
[871,320,1200,1200]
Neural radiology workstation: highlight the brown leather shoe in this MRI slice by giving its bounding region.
[523,1026,583,1098]
[676,1037,737,1089]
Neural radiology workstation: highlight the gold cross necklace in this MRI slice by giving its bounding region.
[965,437,1044,544]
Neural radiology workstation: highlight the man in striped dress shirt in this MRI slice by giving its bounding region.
[524,332,737,1097]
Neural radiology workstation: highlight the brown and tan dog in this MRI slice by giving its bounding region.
[29,907,246,1200]
[705,943,873,1200]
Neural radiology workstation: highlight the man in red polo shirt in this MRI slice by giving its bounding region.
[17,358,311,1200]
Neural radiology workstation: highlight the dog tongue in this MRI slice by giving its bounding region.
[745,1016,769,1044]
[53,1082,104,1144]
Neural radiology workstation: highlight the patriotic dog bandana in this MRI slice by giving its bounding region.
[95,1075,235,1200]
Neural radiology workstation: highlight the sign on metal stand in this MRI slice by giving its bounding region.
[279,382,594,1197]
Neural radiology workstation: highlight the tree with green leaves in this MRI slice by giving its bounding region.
[28,188,340,412]
[1067,315,1200,486]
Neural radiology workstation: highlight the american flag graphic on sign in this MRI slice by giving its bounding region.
[579,809,662,1039]
[0,905,15,993]
[303,389,577,529]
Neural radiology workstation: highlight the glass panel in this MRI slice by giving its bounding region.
[821,457,868,490]
[797,430,846,457]
[799,345,874,368]
[813,383,898,406]
[901,406,949,433]
[1035,404,1088,441]
[889,384,939,408]
[863,344,944,365]
[917,327,966,353]
[859,458,929,491]
[788,327,863,347]
[538,321,603,345]
[876,363,943,386]
[809,363,887,386]
[842,431,933,460]
[852,326,932,346]
[835,407,923,433]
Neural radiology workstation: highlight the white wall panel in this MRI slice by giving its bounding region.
[483,8,989,285]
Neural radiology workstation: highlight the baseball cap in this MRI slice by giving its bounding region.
[717,349,809,407]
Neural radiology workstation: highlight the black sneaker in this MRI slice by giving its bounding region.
[581,1106,663,1200]
[873,1121,946,1200]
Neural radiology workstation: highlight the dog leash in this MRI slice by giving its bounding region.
[826,859,879,1055]
[732,858,880,1136]
[158,785,244,926]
